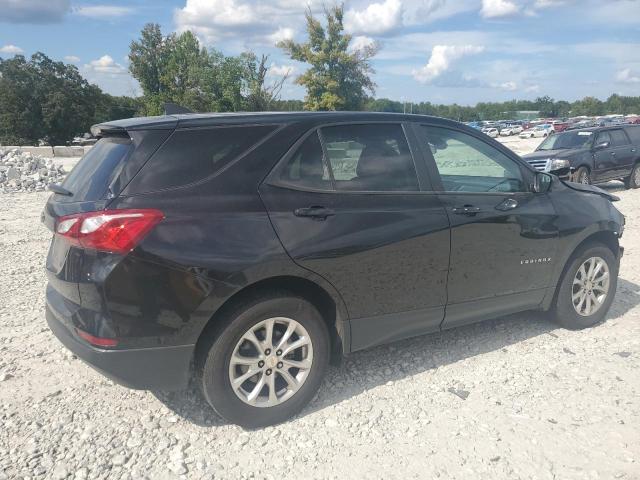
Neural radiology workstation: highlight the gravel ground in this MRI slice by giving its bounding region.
[1,138,639,480]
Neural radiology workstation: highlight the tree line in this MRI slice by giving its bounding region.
[1,4,639,146]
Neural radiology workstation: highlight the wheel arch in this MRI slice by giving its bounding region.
[194,275,349,368]
[542,229,620,310]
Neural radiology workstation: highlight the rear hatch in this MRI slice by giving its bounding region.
[43,124,174,327]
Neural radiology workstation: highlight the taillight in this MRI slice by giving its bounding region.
[55,209,164,254]
[76,328,118,348]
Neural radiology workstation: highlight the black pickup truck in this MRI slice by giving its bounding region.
[523,125,640,188]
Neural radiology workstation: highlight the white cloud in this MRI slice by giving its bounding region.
[493,80,518,91]
[73,5,133,18]
[616,68,640,84]
[0,44,23,54]
[64,55,80,63]
[524,84,541,92]
[268,63,296,77]
[481,0,519,18]
[0,0,70,23]
[350,35,377,52]
[344,0,403,35]
[175,0,258,43]
[268,27,294,45]
[413,45,485,83]
[84,55,128,75]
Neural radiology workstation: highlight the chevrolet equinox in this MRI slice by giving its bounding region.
[43,112,625,428]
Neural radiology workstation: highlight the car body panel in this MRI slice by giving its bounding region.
[43,112,625,391]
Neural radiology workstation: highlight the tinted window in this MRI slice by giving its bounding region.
[609,129,630,147]
[129,125,276,192]
[421,126,524,193]
[321,124,419,191]
[61,137,132,201]
[537,130,593,150]
[596,131,611,146]
[624,126,640,144]
[278,132,331,190]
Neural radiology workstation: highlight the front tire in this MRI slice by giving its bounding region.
[624,163,640,189]
[198,294,330,428]
[550,244,618,330]
[574,166,591,184]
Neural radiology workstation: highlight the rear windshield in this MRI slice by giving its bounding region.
[60,137,132,201]
[125,125,277,193]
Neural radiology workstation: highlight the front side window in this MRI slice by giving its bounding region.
[595,131,612,147]
[421,126,525,193]
[320,124,419,192]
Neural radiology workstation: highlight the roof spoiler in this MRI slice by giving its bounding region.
[90,124,129,138]
[163,103,194,115]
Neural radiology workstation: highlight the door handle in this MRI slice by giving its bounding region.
[452,205,481,216]
[611,152,616,156]
[294,206,335,220]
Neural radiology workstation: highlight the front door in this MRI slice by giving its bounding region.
[259,123,451,351]
[415,124,559,329]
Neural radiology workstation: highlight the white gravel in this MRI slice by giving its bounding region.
[1,137,639,479]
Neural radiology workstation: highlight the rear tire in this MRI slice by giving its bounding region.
[549,244,618,330]
[624,163,640,189]
[197,294,329,428]
[574,166,591,184]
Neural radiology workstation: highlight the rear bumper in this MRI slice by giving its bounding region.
[46,300,194,391]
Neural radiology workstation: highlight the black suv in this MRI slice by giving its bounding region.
[523,125,640,187]
[44,112,625,428]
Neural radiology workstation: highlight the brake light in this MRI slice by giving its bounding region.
[55,209,164,254]
[76,328,118,348]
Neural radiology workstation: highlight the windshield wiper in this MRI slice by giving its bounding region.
[48,184,73,196]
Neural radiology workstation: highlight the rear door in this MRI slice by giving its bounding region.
[608,128,635,178]
[413,124,559,329]
[259,123,451,351]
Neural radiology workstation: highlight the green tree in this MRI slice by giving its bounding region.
[128,23,168,114]
[0,53,103,145]
[279,5,378,111]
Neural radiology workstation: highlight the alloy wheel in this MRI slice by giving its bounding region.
[228,317,313,408]
[572,256,610,316]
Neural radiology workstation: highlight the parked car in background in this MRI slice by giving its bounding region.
[483,127,499,138]
[522,125,640,188]
[520,124,554,138]
[43,111,625,428]
[552,121,570,133]
[500,125,523,136]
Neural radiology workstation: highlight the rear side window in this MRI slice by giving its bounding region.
[128,125,276,193]
[61,137,132,201]
[624,126,640,144]
[278,132,331,190]
[322,124,419,192]
[609,129,630,147]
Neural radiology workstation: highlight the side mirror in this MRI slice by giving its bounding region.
[533,172,552,193]
[594,141,610,150]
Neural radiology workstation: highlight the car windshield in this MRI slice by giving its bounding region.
[537,131,594,150]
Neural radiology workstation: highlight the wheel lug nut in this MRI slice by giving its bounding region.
[265,349,271,355]
[266,369,272,375]
[276,350,282,356]
[258,360,264,368]
[277,362,283,369]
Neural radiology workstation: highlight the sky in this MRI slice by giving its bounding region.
[0,0,639,105]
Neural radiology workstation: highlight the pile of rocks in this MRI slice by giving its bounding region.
[0,149,67,193]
